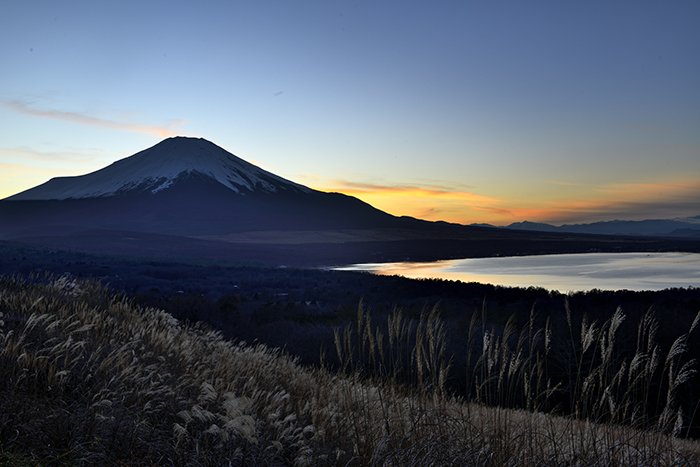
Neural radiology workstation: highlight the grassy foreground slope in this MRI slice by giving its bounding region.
[1,276,699,465]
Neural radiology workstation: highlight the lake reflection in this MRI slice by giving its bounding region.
[334,253,700,292]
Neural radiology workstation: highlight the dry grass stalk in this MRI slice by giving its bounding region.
[1,275,699,465]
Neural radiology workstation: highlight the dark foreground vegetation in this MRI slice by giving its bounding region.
[2,243,700,464]
[4,221,700,267]
[2,275,700,465]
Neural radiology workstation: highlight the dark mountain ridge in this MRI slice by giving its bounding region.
[507,218,700,237]
[1,137,408,238]
[2,137,699,265]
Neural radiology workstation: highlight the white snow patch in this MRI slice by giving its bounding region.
[8,137,310,200]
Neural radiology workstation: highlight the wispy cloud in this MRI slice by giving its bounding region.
[514,180,700,225]
[324,180,500,204]
[0,146,97,164]
[595,180,700,198]
[314,176,700,226]
[2,100,184,137]
[308,178,510,224]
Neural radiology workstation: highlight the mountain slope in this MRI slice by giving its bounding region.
[2,276,699,464]
[7,137,309,200]
[3,137,700,264]
[0,137,407,237]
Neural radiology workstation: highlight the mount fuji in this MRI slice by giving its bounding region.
[8,137,311,201]
[1,137,409,238]
[2,137,698,265]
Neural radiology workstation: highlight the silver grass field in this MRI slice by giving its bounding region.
[1,275,699,465]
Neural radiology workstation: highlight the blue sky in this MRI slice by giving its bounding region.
[2,1,699,224]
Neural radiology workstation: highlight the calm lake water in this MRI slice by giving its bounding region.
[334,252,700,292]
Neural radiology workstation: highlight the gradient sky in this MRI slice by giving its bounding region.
[2,1,699,225]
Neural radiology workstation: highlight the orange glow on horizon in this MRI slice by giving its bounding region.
[312,177,700,226]
[320,180,508,224]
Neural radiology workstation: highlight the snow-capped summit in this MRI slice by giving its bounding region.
[8,137,310,200]
[0,136,400,239]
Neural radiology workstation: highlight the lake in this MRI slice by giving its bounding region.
[333,252,700,292]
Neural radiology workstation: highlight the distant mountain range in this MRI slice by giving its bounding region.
[2,137,698,266]
[499,217,700,238]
